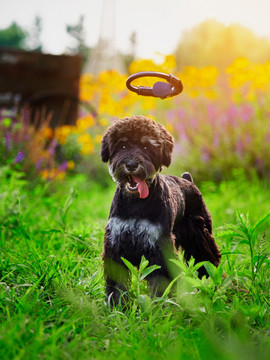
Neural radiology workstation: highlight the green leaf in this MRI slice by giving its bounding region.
[162,274,181,298]
[169,259,187,272]
[204,262,222,284]
[220,251,245,256]
[239,239,250,245]
[121,257,138,277]
[251,211,270,235]
[193,261,208,272]
[230,239,240,252]
[236,211,250,236]
[2,117,12,127]
[216,230,244,239]
[140,265,161,281]
[138,256,149,273]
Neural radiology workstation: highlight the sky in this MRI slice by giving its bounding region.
[1,0,270,59]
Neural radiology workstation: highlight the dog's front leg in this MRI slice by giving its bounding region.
[147,272,171,297]
[146,238,178,297]
[103,256,131,306]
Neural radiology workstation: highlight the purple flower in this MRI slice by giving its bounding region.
[190,117,197,129]
[14,151,25,164]
[167,110,174,122]
[241,103,253,123]
[213,134,220,148]
[245,134,252,145]
[35,158,43,170]
[265,133,270,143]
[201,147,210,163]
[228,104,238,119]
[236,141,243,156]
[22,108,30,127]
[58,161,68,171]
[5,132,12,150]
[177,109,186,120]
[48,138,57,156]
[207,104,216,119]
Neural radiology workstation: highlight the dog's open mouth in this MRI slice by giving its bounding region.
[126,175,149,199]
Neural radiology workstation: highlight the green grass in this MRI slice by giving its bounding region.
[0,168,270,359]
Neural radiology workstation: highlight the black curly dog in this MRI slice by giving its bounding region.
[101,116,221,304]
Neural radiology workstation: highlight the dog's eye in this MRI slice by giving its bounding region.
[143,146,147,150]
[118,142,127,150]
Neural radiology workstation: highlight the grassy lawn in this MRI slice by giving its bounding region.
[0,169,270,359]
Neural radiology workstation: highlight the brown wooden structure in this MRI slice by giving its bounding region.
[0,48,82,127]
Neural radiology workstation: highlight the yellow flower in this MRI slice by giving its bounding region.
[78,133,95,155]
[39,168,66,180]
[226,57,250,74]
[141,97,158,111]
[165,122,174,134]
[145,114,155,121]
[204,90,217,99]
[189,89,199,98]
[76,114,95,132]
[79,73,96,102]
[55,125,74,145]
[55,171,66,180]
[129,54,176,75]
[94,134,103,144]
[42,127,53,140]
[78,133,92,144]
[81,142,94,155]
[67,160,75,170]
[40,169,49,179]
[180,66,198,88]
[162,54,176,72]
[198,66,218,88]
[99,118,109,127]
[129,58,159,75]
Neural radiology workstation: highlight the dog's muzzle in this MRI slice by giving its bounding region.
[125,174,149,199]
[125,160,138,172]
[110,162,151,199]
[110,151,157,199]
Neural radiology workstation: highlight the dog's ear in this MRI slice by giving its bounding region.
[101,133,110,163]
[161,130,174,167]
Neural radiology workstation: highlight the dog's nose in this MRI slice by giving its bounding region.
[125,160,138,172]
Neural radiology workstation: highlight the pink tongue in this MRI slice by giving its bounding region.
[132,176,149,199]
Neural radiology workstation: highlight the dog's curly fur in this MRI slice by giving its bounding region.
[101,115,221,304]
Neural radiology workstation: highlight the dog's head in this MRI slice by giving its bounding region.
[101,116,174,199]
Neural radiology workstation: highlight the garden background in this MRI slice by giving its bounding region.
[1,10,270,360]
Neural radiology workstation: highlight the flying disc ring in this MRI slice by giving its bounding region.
[126,71,183,99]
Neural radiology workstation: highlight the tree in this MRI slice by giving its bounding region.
[122,31,137,71]
[175,20,270,69]
[66,16,91,63]
[28,16,43,51]
[0,22,28,49]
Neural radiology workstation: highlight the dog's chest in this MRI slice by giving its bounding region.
[106,217,162,250]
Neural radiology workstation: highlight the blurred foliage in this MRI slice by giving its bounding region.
[28,16,43,52]
[0,18,43,51]
[2,19,270,184]
[121,31,137,72]
[66,15,91,64]
[0,108,69,183]
[2,53,270,184]
[75,54,270,182]
[175,20,270,69]
[0,22,28,49]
